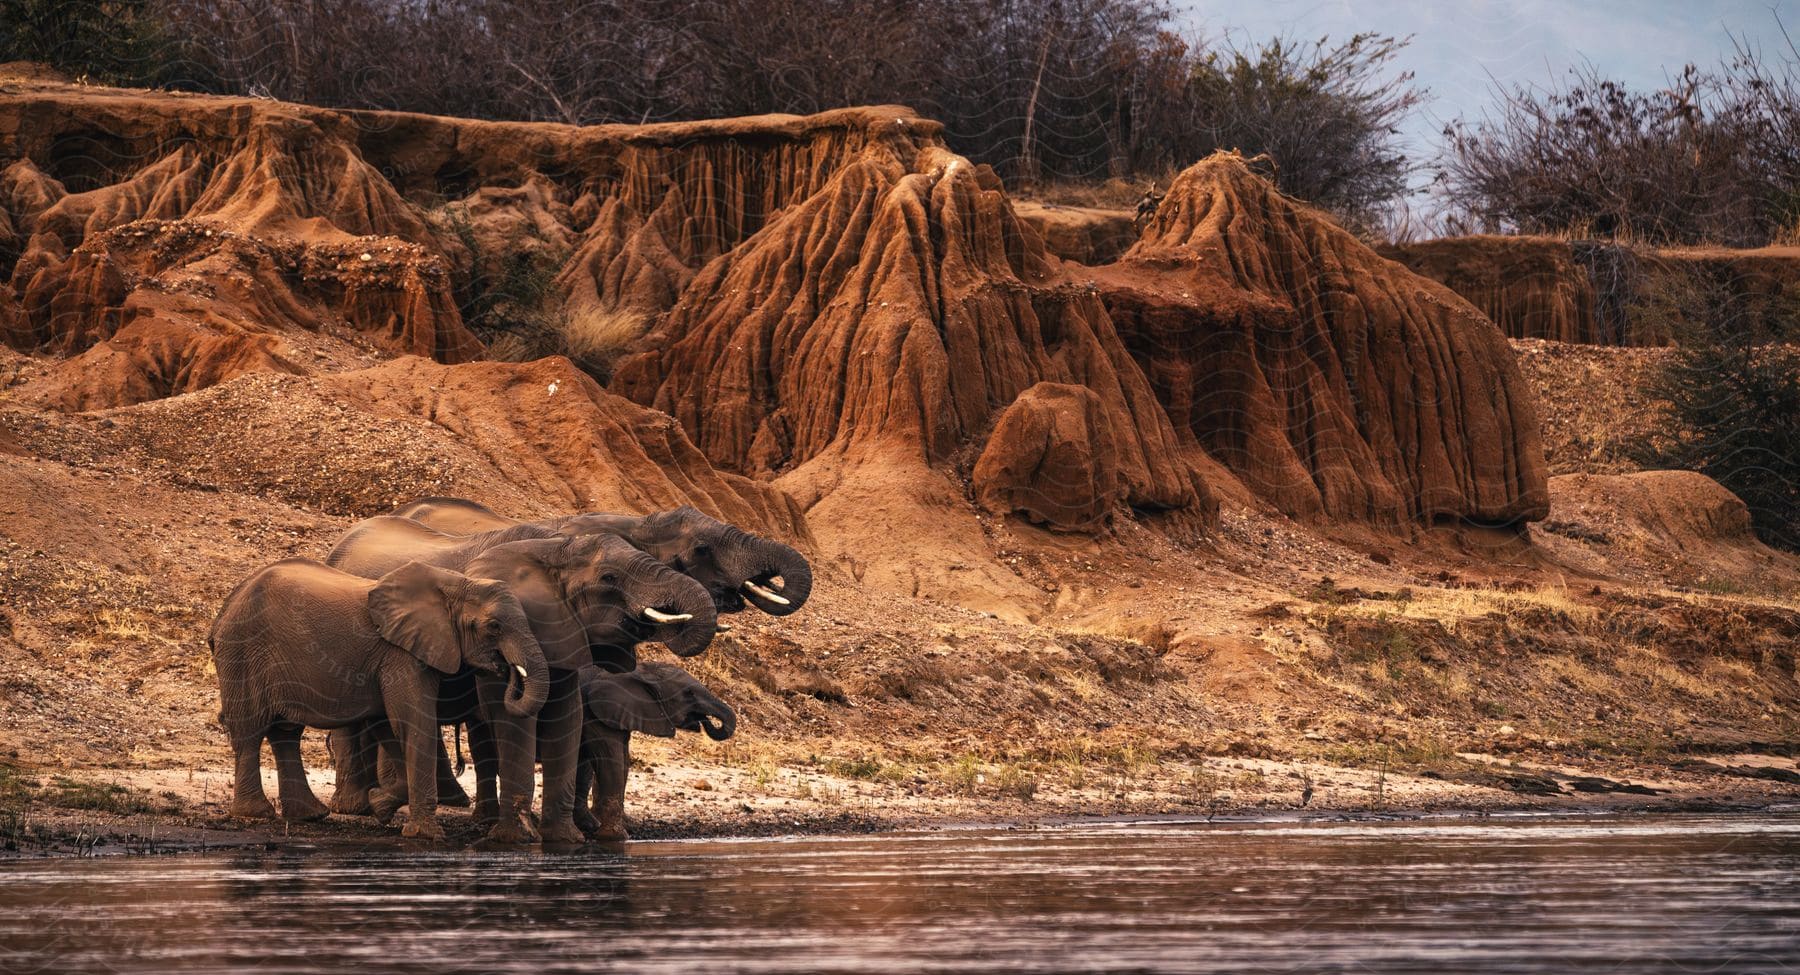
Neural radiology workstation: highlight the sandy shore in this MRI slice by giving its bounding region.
[6,742,1796,857]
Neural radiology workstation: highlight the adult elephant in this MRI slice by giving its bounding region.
[325,524,717,844]
[390,498,813,619]
[324,521,563,814]
[209,560,548,841]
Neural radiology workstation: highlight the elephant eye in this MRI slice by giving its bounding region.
[600,571,620,586]
[692,544,711,558]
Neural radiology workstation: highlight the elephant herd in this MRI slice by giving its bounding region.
[208,498,811,843]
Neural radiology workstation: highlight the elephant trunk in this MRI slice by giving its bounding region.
[698,695,736,741]
[729,537,813,617]
[498,630,549,718]
[647,576,718,658]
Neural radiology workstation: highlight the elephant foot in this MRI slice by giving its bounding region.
[593,798,629,842]
[280,794,331,823]
[539,817,586,846]
[573,805,603,839]
[473,798,499,827]
[401,817,447,843]
[485,815,540,846]
[328,787,373,816]
[368,787,404,826]
[229,795,278,820]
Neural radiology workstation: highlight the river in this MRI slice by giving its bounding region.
[2,812,1797,973]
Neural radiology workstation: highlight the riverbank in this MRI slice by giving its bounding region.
[5,740,1797,857]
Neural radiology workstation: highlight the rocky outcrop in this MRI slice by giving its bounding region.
[0,87,484,383]
[1096,154,1549,526]
[611,145,1204,520]
[1381,236,1600,344]
[3,81,1555,585]
[1011,202,1138,265]
[974,383,1132,532]
[1390,236,1800,347]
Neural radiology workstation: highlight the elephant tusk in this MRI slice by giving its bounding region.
[514,665,529,679]
[642,607,693,624]
[743,580,790,606]
[716,622,733,633]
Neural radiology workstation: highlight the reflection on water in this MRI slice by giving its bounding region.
[2,813,1798,974]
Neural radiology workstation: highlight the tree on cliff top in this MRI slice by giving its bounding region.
[1170,33,1423,229]
[1437,35,1800,246]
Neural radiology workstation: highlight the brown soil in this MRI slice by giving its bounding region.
[1389,235,1800,347]
[1,78,1797,853]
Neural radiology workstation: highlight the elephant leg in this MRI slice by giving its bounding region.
[327,724,377,815]
[268,724,329,822]
[398,713,444,842]
[573,743,600,838]
[536,670,585,845]
[468,719,500,827]
[367,724,409,826]
[228,727,277,820]
[477,672,539,845]
[436,731,471,808]
[377,668,444,842]
[590,726,631,842]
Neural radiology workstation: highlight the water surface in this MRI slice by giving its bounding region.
[2,813,1797,974]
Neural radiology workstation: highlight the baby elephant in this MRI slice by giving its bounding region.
[576,661,736,841]
[209,559,549,840]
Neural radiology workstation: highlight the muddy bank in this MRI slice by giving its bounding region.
[6,743,1797,858]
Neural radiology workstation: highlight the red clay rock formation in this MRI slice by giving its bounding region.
[0,85,483,391]
[972,383,1128,531]
[1096,154,1549,526]
[1011,201,1139,265]
[1,80,1554,577]
[611,145,1203,523]
[1382,236,1600,344]
[1389,236,1800,347]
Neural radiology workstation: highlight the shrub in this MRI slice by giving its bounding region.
[1438,39,1800,246]
[1174,33,1422,227]
[0,0,196,88]
[1643,330,1800,550]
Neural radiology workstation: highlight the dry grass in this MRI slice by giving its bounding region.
[1013,175,1165,210]
[561,307,647,362]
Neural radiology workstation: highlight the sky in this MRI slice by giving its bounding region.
[1175,0,1797,165]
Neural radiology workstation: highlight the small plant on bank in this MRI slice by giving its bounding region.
[992,764,1038,802]
[943,754,982,797]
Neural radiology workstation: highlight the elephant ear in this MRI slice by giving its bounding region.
[579,667,679,737]
[366,561,463,675]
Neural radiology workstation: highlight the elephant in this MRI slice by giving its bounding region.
[390,498,809,839]
[322,520,563,813]
[389,498,813,620]
[574,661,736,840]
[367,661,736,841]
[208,559,549,841]
[323,525,718,844]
